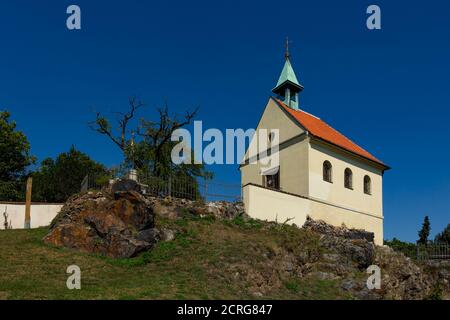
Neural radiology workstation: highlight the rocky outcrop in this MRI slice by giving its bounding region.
[301,217,449,299]
[303,217,375,242]
[44,181,158,258]
[148,196,245,221]
[303,218,375,269]
[373,246,435,299]
[44,180,244,258]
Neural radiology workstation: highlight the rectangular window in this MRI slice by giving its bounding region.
[264,171,280,190]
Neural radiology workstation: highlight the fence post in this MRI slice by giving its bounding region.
[81,175,88,192]
[24,177,32,229]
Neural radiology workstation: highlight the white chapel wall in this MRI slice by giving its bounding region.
[242,184,384,245]
[308,140,384,218]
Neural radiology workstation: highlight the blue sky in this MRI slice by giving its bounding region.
[0,0,449,242]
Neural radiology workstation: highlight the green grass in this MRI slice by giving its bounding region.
[0,215,349,300]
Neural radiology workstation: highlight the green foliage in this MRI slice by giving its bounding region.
[32,146,107,202]
[426,284,443,300]
[418,216,431,245]
[284,280,300,293]
[434,223,450,244]
[226,215,263,230]
[384,238,417,259]
[0,111,35,201]
[0,180,25,202]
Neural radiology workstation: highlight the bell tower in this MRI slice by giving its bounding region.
[272,38,303,110]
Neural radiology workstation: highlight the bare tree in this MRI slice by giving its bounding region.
[89,97,145,152]
[89,97,204,178]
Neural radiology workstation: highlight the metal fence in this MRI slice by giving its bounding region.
[138,174,242,202]
[80,174,105,193]
[388,242,450,261]
[416,243,450,261]
[81,173,242,202]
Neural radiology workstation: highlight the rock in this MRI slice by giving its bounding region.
[109,178,141,193]
[341,279,356,291]
[147,195,246,221]
[152,202,179,220]
[374,245,437,299]
[318,234,375,269]
[307,271,339,281]
[44,180,157,258]
[206,201,245,220]
[302,218,375,269]
[137,228,160,243]
[160,228,176,241]
[303,217,374,242]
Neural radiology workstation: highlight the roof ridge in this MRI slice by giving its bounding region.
[299,109,321,120]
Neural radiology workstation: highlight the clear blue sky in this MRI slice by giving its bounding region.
[1,0,449,242]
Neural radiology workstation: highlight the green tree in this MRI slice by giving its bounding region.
[417,216,431,245]
[384,237,417,258]
[434,223,450,244]
[32,146,107,202]
[0,111,35,200]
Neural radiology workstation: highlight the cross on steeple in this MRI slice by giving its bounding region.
[285,36,292,60]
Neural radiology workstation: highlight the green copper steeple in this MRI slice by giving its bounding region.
[274,58,300,89]
[272,38,303,110]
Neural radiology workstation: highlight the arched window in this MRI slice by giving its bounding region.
[344,168,353,189]
[364,175,372,195]
[323,161,332,183]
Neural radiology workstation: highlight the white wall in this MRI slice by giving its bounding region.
[308,140,384,218]
[243,183,309,228]
[243,184,383,245]
[0,202,63,229]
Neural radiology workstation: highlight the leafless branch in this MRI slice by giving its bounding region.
[89,97,145,151]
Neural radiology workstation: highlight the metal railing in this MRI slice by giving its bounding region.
[416,243,450,261]
[138,174,241,202]
[81,173,242,202]
[80,174,106,193]
[387,242,450,261]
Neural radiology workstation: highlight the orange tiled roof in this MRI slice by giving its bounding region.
[274,98,387,167]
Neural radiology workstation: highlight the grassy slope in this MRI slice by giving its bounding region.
[0,215,352,300]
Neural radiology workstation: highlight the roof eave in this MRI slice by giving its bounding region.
[272,80,304,94]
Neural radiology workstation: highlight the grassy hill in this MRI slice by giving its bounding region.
[0,214,352,300]
[0,212,447,300]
